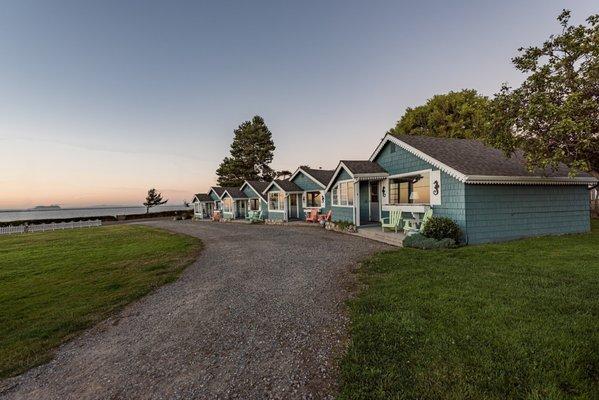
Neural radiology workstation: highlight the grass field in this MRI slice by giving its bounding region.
[339,220,599,399]
[0,225,201,378]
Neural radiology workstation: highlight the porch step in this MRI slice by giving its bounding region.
[352,228,405,247]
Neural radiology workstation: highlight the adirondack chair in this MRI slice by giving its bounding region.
[318,210,332,223]
[212,210,221,222]
[248,210,263,223]
[404,209,433,235]
[306,209,319,223]
[381,210,403,233]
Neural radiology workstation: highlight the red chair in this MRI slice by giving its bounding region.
[318,210,332,223]
[305,209,319,223]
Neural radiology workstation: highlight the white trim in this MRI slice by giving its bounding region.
[262,180,284,194]
[369,134,467,181]
[464,175,597,185]
[289,168,327,189]
[208,187,225,200]
[382,204,429,213]
[331,178,356,207]
[240,181,268,201]
[304,190,324,209]
[369,134,598,185]
[267,191,286,213]
[387,168,432,179]
[221,189,248,201]
[324,163,355,192]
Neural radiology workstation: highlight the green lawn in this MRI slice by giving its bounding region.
[0,225,201,378]
[339,220,599,400]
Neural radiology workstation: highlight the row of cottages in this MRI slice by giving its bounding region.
[192,134,596,244]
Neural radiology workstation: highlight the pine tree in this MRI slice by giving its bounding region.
[216,116,276,186]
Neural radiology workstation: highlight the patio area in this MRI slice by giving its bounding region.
[352,225,405,247]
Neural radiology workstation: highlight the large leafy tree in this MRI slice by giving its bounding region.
[488,10,599,178]
[388,89,490,139]
[216,116,276,187]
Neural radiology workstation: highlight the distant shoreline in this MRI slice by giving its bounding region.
[0,205,187,213]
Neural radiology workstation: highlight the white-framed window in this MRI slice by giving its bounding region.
[268,192,285,211]
[332,181,354,206]
[249,198,260,211]
[389,171,430,205]
[305,191,322,208]
[222,197,233,212]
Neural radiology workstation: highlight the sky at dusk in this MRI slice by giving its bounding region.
[1,0,597,209]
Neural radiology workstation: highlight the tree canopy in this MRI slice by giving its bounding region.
[216,116,276,187]
[387,89,490,139]
[487,10,599,178]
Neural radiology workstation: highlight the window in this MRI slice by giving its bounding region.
[306,191,322,208]
[249,198,260,211]
[389,172,430,205]
[268,192,285,210]
[332,181,354,206]
[222,197,233,212]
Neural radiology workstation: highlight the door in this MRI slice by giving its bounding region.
[289,194,298,219]
[205,203,213,218]
[369,181,380,222]
[238,200,246,218]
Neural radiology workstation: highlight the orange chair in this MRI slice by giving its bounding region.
[305,209,319,222]
[318,210,332,223]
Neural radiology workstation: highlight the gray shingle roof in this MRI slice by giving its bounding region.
[244,180,270,194]
[273,179,303,192]
[210,186,225,197]
[222,187,247,199]
[395,135,593,178]
[341,160,387,174]
[300,167,336,186]
[194,193,213,202]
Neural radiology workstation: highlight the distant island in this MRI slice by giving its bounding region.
[31,205,61,210]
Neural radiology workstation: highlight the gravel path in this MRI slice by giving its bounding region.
[0,221,388,400]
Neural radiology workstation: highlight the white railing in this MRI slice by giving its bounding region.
[0,219,102,235]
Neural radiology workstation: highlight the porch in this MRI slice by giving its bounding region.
[352,224,405,247]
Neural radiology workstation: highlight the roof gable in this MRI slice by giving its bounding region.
[290,166,335,188]
[370,134,596,185]
[240,180,268,201]
[221,187,247,199]
[262,179,303,194]
[193,193,213,202]
[208,187,225,200]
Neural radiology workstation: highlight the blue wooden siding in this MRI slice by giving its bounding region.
[243,185,268,217]
[374,141,466,232]
[332,206,354,223]
[464,184,590,244]
[328,168,355,223]
[329,168,352,187]
[291,172,322,191]
[209,191,220,202]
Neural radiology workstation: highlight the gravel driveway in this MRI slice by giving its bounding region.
[0,221,388,400]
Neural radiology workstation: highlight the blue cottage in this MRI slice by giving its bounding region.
[326,134,597,244]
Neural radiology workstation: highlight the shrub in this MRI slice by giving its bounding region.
[403,233,456,249]
[422,216,461,242]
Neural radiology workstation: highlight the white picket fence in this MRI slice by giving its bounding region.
[0,220,102,235]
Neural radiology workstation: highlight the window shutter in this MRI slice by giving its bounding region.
[381,178,389,205]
